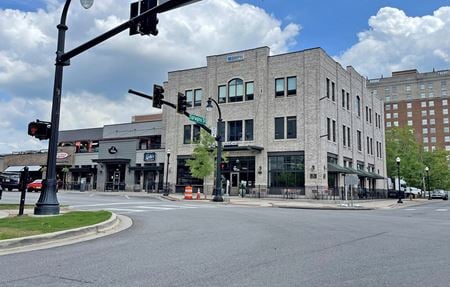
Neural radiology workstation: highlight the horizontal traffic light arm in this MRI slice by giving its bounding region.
[128,88,211,134]
[60,0,202,63]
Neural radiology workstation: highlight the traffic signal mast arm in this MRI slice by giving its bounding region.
[128,89,211,134]
[59,0,202,63]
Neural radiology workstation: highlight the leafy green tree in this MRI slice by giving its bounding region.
[385,127,423,187]
[423,148,450,190]
[186,130,227,181]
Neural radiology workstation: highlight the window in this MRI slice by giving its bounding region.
[431,137,436,143]
[332,120,336,142]
[367,137,370,154]
[370,138,373,155]
[341,90,345,108]
[444,109,449,115]
[245,82,254,101]
[423,128,428,134]
[218,85,226,103]
[343,125,346,146]
[394,121,399,127]
[420,83,425,90]
[369,108,372,123]
[392,104,398,110]
[420,93,426,99]
[429,100,434,107]
[327,118,331,141]
[275,117,284,139]
[193,125,201,142]
[407,120,413,126]
[287,77,297,96]
[421,101,427,107]
[366,106,369,121]
[326,78,330,98]
[375,113,378,127]
[421,110,427,117]
[422,119,427,125]
[406,85,411,92]
[386,113,391,119]
[357,130,362,151]
[445,118,449,124]
[430,127,436,134]
[445,136,450,142]
[444,127,449,133]
[268,154,305,190]
[356,96,361,116]
[429,92,434,98]
[286,116,297,138]
[228,120,243,141]
[443,99,448,106]
[428,82,433,90]
[275,78,285,97]
[228,78,243,102]
[347,127,351,148]
[245,119,254,141]
[186,90,193,108]
[429,110,435,116]
[407,111,412,118]
[194,89,202,107]
[386,104,391,111]
[407,102,412,109]
[423,137,429,143]
[386,122,391,127]
[331,82,335,101]
[183,125,192,144]
[346,92,350,110]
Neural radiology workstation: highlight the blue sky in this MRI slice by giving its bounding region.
[0,0,449,154]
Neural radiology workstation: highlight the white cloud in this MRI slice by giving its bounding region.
[0,0,300,154]
[336,6,450,78]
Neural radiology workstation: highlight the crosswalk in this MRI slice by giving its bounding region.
[71,202,221,214]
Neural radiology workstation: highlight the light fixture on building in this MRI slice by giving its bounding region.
[258,166,262,175]
[311,165,315,171]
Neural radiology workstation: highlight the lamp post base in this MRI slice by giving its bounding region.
[212,195,224,202]
[34,204,60,215]
[397,198,403,204]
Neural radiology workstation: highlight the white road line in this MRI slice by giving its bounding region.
[404,208,416,211]
[71,202,146,208]
[436,209,448,212]
[107,208,146,213]
[124,195,130,199]
[135,206,174,210]
[89,194,95,197]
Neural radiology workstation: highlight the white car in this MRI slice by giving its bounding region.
[405,187,422,199]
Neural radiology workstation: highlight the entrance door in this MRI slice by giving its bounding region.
[113,170,120,191]
[230,172,239,195]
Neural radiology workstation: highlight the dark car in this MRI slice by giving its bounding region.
[431,189,449,200]
[1,173,21,191]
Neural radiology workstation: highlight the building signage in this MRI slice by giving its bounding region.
[223,142,238,146]
[144,152,156,162]
[188,114,207,125]
[226,54,244,63]
[108,146,118,154]
[56,152,69,159]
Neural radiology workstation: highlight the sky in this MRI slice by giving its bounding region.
[0,0,449,154]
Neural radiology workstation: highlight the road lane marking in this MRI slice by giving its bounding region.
[135,206,174,210]
[107,208,146,213]
[436,209,448,212]
[404,208,416,211]
[71,202,146,208]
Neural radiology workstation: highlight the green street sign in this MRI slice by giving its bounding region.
[189,114,207,125]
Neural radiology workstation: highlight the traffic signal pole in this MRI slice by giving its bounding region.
[36,0,202,215]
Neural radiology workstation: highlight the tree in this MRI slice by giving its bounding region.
[385,127,423,187]
[423,148,450,190]
[186,129,227,181]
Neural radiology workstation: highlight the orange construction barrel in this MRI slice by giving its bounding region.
[184,186,193,200]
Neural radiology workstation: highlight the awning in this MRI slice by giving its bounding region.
[69,167,96,173]
[223,145,264,152]
[366,172,385,179]
[327,163,350,173]
[92,158,130,164]
[3,165,42,172]
[129,165,163,171]
[345,168,366,177]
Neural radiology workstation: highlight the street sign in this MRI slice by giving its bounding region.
[344,174,359,185]
[211,127,217,138]
[189,114,206,125]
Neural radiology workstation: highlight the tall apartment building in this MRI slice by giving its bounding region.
[163,47,386,198]
[367,69,450,151]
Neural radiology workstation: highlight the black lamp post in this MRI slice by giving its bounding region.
[425,166,431,200]
[164,149,171,196]
[35,0,94,215]
[396,157,402,204]
[206,97,223,202]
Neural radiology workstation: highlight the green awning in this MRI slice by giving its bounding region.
[345,168,366,176]
[366,172,385,179]
[328,163,350,173]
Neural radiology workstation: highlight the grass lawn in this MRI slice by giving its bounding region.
[0,211,111,240]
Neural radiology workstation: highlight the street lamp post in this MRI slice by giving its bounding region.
[425,166,431,200]
[35,0,93,215]
[206,97,223,202]
[396,157,402,204]
[164,149,171,196]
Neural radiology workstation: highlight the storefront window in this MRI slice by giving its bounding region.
[268,154,304,192]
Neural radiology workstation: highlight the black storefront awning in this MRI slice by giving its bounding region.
[327,163,350,173]
[366,172,385,179]
[345,167,366,177]
[129,165,163,171]
[223,145,264,152]
[92,158,130,164]
[69,167,96,173]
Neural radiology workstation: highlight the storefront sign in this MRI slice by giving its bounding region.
[226,54,244,63]
[144,152,156,162]
[108,146,118,154]
[56,152,69,159]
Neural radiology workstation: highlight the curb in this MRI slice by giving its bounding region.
[0,212,119,250]
[0,211,8,219]
[275,205,374,210]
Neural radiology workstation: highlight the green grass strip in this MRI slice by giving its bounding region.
[0,204,34,210]
[0,211,111,240]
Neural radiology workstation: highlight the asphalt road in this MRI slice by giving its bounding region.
[0,192,449,287]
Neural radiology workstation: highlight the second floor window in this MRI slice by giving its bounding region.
[275,117,284,139]
[228,120,243,141]
[275,78,285,97]
[186,90,193,108]
[194,89,202,107]
[245,82,254,101]
[228,78,244,102]
[287,76,297,96]
[218,85,226,103]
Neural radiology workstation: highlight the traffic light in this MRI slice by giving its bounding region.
[28,120,51,140]
[129,0,158,36]
[152,84,164,108]
[177,92,187,114]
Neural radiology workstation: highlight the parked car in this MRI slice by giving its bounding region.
[405,187,422,199]
[1,173,21,191]
[431,189,449,200]
[27,179,43,192]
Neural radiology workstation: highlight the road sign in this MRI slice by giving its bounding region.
[189,114,206,125]
[344,174,359,185]
[211,127,217,137]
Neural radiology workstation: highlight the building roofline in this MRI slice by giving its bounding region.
[168,66,207,74]
[206,46,270,58]
[268,47,323,58]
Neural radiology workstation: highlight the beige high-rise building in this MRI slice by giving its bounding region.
[367,69,450,152]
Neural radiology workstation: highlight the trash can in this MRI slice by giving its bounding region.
[80,183,86,192]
